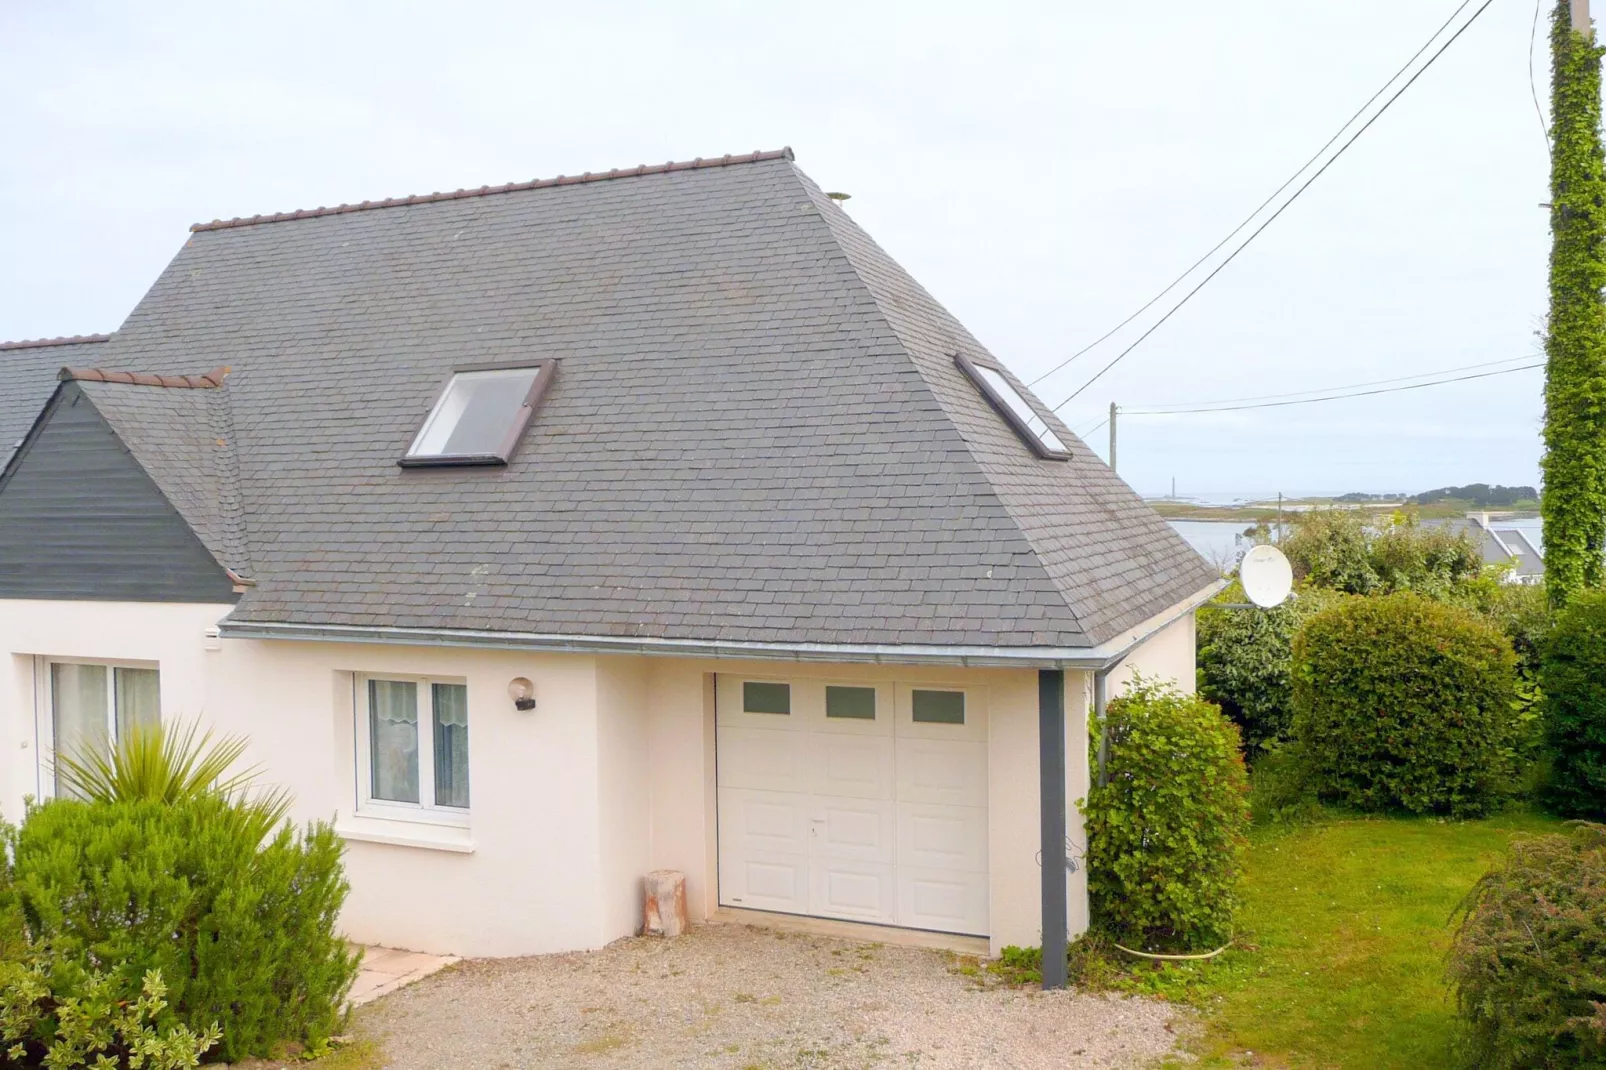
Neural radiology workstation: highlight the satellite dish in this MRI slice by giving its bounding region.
[1240,544,1293,608]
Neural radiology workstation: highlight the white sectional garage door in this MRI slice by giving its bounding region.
[716,676,988,936]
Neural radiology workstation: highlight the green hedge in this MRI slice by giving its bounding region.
[1291,592,1517,817]
[1081,679,1249,950]
[4,796,358,1064]
[1448,823,1606,1067]
[1544,589,1606,816]
[1197,583,1344,751]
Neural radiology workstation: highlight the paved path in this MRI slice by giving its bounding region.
[350,945,458,1006]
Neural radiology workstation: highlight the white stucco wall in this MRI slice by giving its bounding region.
[1108,609,1197,697]
[0,591,1206,960]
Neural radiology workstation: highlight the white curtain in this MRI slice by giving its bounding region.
[369,679,419,803]
[114,668,160,740]
[52,663,108,798]
[432,683,469,808]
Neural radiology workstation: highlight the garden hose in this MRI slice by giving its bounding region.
[1112,939,1233,962]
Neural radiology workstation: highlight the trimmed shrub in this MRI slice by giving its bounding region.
[1544,590,1606,817]
[1197,582,1345,751]
[1081,678,1249,950]
[5,795,358,1063]
[1447,823,1606,1068]
[1291,592,1518,816]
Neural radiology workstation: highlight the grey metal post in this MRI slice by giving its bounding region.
[1574,0,1590,34]
[1038,669,1068,990]
[1108,402,1118,473]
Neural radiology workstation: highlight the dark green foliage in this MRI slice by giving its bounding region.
[1291,593,1518,816]
[1543,0,1606,608]
[1411,484,1539,508]
[1544,590,1606,816]
[1197,582,1345,750]
[1370,516,1485,599]
[4,796,358,1063]
[1245,743,1321,827]
[1081,679,1249,950]
[0,961,220,1069]
[1282,510,1483,600]
[1282,510,1377,594]
[1447,823,1606,1068]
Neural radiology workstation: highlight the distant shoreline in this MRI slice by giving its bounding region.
[1150,498,1541,523]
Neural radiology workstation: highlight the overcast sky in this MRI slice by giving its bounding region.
[0,0,1552,499]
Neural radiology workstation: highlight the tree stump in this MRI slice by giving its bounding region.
[643,870,688,938]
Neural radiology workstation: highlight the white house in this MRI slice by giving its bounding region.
[0,149,1220,968]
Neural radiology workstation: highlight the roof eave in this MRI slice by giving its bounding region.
[215,579,1225,670]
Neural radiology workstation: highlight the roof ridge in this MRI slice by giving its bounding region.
[191,148,796,233]
[0,334,111,351]
[63,365,230,389]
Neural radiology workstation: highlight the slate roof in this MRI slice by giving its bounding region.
[0,336,110,464]
[70,373,251,581]
[0,150,1217,649]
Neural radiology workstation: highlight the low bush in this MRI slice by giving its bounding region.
[0,959,221,1069]
[1291,592,1517,817]
[0,724,360,1064]
[1543,590,1606,817]
[6,796,358,1064]
[1081,678,1249,950]
[1245,742,1321,826]
[1447,823,1606,1068]
[1197,582,1344,751]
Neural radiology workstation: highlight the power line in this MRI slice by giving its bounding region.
[1531,0,1551,156]
[1027,0,1476,390]
[1048,0,1498,414]
[1121,361,1541,416]
[1126,354,1540,413]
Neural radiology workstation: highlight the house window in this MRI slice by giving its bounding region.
[953,353,1069,460]
[400,361,557,467]
[358,676,470,821]
[742,681,791,715]
[912,688,965,725]
[825,685,877,720]
[47,661,160,797]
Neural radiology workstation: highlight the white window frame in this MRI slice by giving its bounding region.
[34,656,161,800]
[354,674,470,828]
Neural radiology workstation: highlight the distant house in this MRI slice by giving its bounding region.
[1423,513,1543,584]
[0,148,1220,959]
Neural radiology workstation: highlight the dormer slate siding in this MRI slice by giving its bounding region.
[0,383,238,603]
[0,152,1217,646]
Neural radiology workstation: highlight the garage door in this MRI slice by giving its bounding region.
[716,676,988,936]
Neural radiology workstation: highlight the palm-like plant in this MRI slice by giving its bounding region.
[54,721,291,840]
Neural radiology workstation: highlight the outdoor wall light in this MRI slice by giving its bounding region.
[508,677,536,711]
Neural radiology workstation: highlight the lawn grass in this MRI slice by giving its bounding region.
[1156,808,1565,1068]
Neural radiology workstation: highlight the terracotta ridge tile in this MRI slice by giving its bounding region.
[0,334,112,351]
[59,365,231,389]
[190,148,795,232]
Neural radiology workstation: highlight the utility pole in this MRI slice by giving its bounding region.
[1543,0,1606,605]
[1108,402,1118,473]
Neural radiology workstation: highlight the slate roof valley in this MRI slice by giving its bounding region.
[0,149,1218,651]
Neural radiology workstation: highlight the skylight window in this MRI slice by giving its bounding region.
[953,354,1069,459]
[400,362,556,467]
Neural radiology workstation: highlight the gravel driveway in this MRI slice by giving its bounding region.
[354,922,1183,1069]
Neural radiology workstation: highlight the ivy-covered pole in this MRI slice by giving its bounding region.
[1543,0,1606,607]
